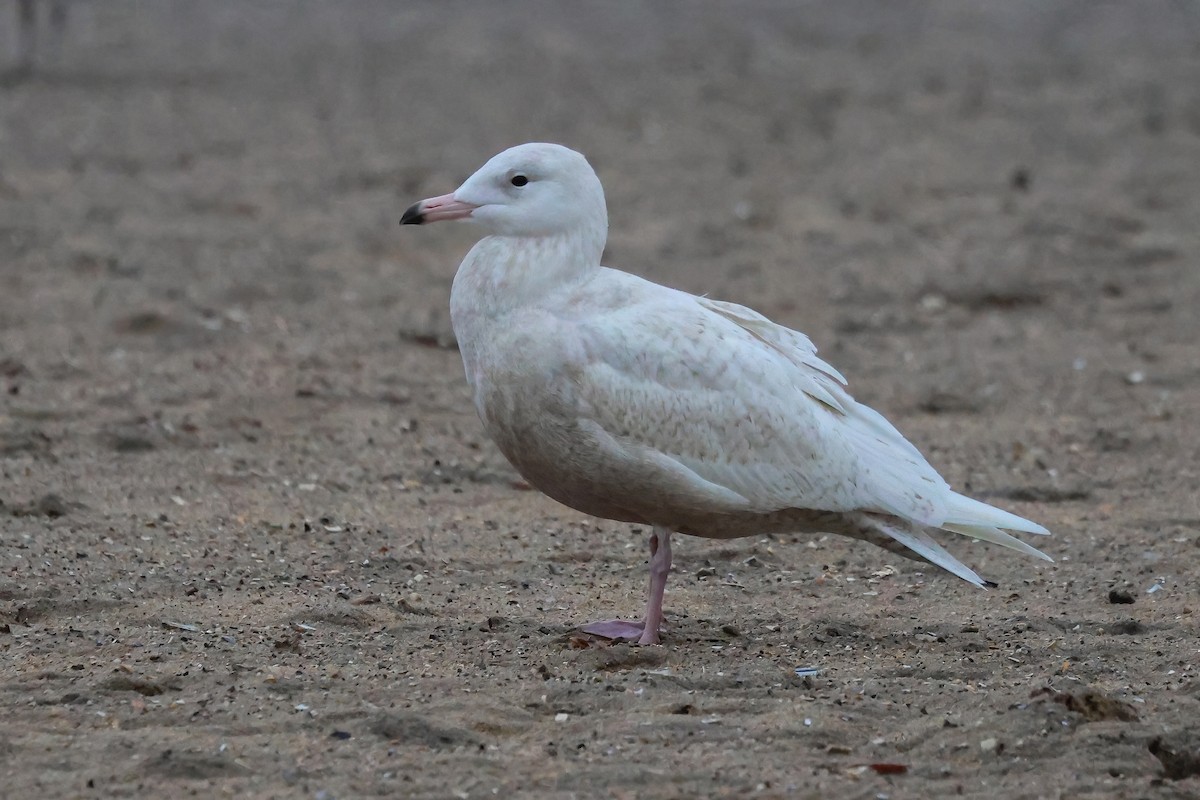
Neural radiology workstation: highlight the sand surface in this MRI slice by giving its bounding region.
[2,2,1199,797]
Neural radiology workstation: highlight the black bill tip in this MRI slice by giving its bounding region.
[399,202,424,225]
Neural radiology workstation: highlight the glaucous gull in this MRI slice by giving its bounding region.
[400,143,1050,645]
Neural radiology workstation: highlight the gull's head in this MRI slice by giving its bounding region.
[400,143,607,238]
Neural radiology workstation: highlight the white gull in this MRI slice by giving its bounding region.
[401,143,1050,645]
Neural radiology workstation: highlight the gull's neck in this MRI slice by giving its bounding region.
[452,227,605,317]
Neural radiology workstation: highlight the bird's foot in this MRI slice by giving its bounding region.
[581,619,660,645]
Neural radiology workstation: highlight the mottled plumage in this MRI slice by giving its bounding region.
[401,142,1050,644]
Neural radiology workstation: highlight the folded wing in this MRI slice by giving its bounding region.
[571,284,1047,553]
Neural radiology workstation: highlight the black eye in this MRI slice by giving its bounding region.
[510,174,528,187]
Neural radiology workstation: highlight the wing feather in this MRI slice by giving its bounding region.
[572,286,946,521]
[569,278,1045,546]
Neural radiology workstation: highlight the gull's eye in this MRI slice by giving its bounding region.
[510,174,529,187]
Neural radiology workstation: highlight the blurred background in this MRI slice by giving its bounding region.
[1,2,1199,797]
[3,2,1198,357]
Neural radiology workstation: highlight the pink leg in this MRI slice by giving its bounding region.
[638,528,672,644]
[581,527,673,645]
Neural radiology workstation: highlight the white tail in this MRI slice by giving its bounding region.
[943,492,1050,536]
[864,518,989,587]
[940,492,1053,563]
[863,491,1052,587]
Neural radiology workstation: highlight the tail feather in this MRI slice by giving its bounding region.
[943,492,1050,536]
[939,490,1053,562]
[851,488,1051,587]
[862,518,988,588]
[941,523,1054,562]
